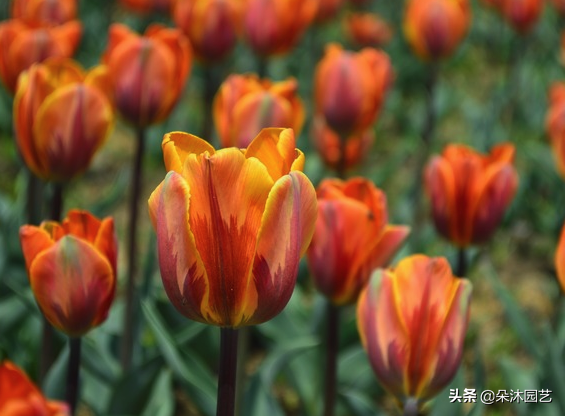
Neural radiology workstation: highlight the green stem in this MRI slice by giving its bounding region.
[322,303,340,416]
[66,337,82,416]
[403,398,423,416]
[121,127,146,371]
[216,328,239,416]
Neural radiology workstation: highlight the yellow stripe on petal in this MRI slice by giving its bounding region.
[245,128,297,181]
[162,131,215,173]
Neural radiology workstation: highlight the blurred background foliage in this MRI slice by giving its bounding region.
[1,0,565,415]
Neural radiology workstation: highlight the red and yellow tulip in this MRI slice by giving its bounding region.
[13,58,114,182]
[11,0,77,26]
[306,178,409,305]
[173,0,242,63]
[546,82,565,179]
[214,74,305,148]
[343,13,393,49]
[242,0,318,57]
[499,0,543,34]
[20,210,117,337]
[0,19,81,94]
[148,128,317,327]
[102,23,191,128]
[556,223,565,293]
[403,0,471,61]
[357,255,472,411]
[424,143,518,248]
[315,43,392,138]
[0,360,69,415]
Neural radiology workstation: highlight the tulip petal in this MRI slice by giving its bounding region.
[248,171,317,324]
[245,128,297,181]
[556,224,565,293]
[162,131,215,173]
[19,225,55,274]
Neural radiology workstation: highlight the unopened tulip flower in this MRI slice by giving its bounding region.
[307,178,409,305]
[357,255,472,411]
[214,74,305,148]
[344,13,393,49]
[119,0,172,14]
[242,0,318,57]
[20,210,117,337]
[314,0,345,23]
[315,43,393,138]
[102,23,191,128]
[312,116,374,171]
[0,19,81,93]
[499,0,542,33]
[148,128,317,327]
[546,82,565,179]
[173,0,242,63]
[424,143,518,248]
[11,0,77,26]
[0,361,69,415]
[403,0,471,61]
[13,58,114,182]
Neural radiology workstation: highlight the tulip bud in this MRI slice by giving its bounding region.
[314,43,393,138]
[148,128,317,327]
[242,0,318,57]
[307,178,409,305]
[403,0,471,61]
[0,19,82,94]
[357,255,472,411]
[13,58,114,182]
[344,13,393,49]
[214,74,305,148]
[499,0,543,34]
[20,210,118,337]
[173,0,242,63]
[313,0,345,24]
[546,82,565,179]
[11,0,77,26]
[102,23,191,128]
[0,360,69,415]
[424,143,518,247]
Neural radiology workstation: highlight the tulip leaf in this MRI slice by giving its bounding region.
[242,374,285,416]
[430,368,465,416]
[140,369,174,416]
[340,389,387,416]
[540,324,565,415]
[499,356,539,416]
[43,345,69,399]
[81,335,119,385]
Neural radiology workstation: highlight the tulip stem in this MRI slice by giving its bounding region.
[421,63,438,146]
[337,133,347,180]
[203,67,217,144]
[50,183,64,221]
[121,127,146,371]
[66,337,82,416]
[217,327,239,416]
[456,247,467,278]
[402,398,423,416]
[323,303,340,416]
[26,172,43,225]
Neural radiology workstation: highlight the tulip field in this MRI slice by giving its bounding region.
[2,0,565,415]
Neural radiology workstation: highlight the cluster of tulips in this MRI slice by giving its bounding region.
[1,0,563,415]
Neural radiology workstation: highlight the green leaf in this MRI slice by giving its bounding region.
[340,389,386,416]
[141,369,174,416]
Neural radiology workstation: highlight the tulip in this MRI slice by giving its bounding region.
[102,23,191,128]
[314,43,393,138]
[119,0,172,14]
[314,0,345,24]
[556,222,565,293]
[11,0,77,26]
[214,74,305,148]
[148,128,317,327]
[0,19,81,94]
[499,0,543,34]
[357,255,473,411]
[307,177,409,305]
[550,0,565,16]
[19,210,117,337]
[344,12,393,49]
[546,82,565,179]
[424,143,518,248]
[311,116,374,172]
[13,58,114,182]
[0,360,69,415]
[242,0,318,57]
[403,0,471,61]
[173,0,243,63]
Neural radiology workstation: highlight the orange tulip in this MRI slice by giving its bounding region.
[13,58,114,182]
[311,116,374,171]
[20,210,117,337]
[357,255,472,411]
[314,43,392,137]
[306,178,409,305]
[403,0,471,61]
[424,143,518,248]
[499,0,543,33]
[0,360,69,415]
[242,0,318,57]
[0,19,81,94]
[11,0,77,26]
[148,128,317,327]
[344,13,393,49]
[546,82,565,179]
[173,0,243,63]
[102,23,191,128]
[118,0,172,14]
[314,0,345,23]
[214,74,305,148]
[556,222,565,292]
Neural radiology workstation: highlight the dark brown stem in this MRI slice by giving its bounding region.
[50,183,64,222]
[66,337,82,416]
[216,328,239,416]
[456,247,467,278]
[26,173,43,225]
[421,63,438,146]
[121,127,146,371]
[403,398,423,416]
[257,57,268,79]
[336,133,347,180]
[203,67,217,144]
[322,303,340,416]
